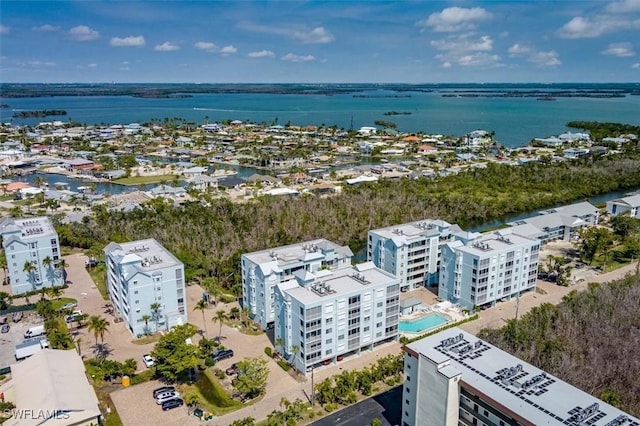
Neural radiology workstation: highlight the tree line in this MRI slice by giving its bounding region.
[54,156,640,293]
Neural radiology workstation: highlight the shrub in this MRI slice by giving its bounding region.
[130,369,154,385]
[264,347,272,357]
[213,368,225,380]
[324,403,339,413]
[205,357,216,367]
[277,360,290,371]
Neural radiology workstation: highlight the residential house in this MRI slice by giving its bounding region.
[607,192,640,218]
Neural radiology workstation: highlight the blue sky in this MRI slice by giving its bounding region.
[1,0,639,83]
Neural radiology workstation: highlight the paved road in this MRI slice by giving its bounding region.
[308,386,402,426]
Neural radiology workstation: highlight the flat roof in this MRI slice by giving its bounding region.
[281,262,399,305]
[104,238,182,271]
[456,230,537,256]
[406,328,640,426]
[369,219,456,246]
[242,238,353,268]
[0,216,58,240]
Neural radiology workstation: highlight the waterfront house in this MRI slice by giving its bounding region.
[607,192,640,218]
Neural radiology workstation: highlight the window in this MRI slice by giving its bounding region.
[326,338,332,344]
[135,300,139,304]
[405,399,410,405]
[134,290,138,294]
[405,387,410,393]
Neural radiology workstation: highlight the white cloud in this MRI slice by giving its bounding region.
[110,36,145,47]
[155,41,180,52]
[194,41,217,52]
[69,25,99,41]
[528,50,561,68]
[293,26,334,44]
[431,35,493,52]
[632,62,640,68]
[33,24,59,32]
[0,25,9,35]
[606,0,640,13]
[25,60,56,67]
[418,7,492,32]
[88,63,98,68]
[220,45,238,55]
[430,34,500,68]
[248,50,275,58]
[281,53,315,62]
[558,15,640,39]
[602,42,636,56]
[508,44,531,57]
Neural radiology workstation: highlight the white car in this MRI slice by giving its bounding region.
[156,391,180,405]
[142,354,155,368]
[60,302,78,311]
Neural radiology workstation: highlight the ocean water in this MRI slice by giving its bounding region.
[2,88,640,148]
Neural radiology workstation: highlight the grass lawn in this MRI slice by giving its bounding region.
[87,264,109,300]
[112,174,181,186]
[131,334,160,345]
[182,369,241,416]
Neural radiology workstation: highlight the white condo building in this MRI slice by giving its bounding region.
[104,239,187,337]
[402,328,639,426]
[274,262,400,374]
[367,219,478,292]
[0,217,64,295]
[241,239,353,330]
[439,230,540,310]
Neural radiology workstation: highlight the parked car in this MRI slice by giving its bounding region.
[156,391,180,405]
[161,398,184,411]
[12,311,23,323]
[212,349,234,361]
[65,310,83,323]
[85,259,98,268]
[225,363,238,375]
[60,302,78,311]
[1,324,9,334]
[142,354,155,368]
[152,386,175,398]
[0,316,7,325]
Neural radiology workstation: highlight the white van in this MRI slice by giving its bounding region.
[24,325,46,339]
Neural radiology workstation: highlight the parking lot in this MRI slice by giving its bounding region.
[0,310,46,369]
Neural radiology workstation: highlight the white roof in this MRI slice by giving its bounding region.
[7,349,100,426]
[406,328,639,425]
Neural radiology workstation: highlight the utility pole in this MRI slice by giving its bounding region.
[311,365,315,407]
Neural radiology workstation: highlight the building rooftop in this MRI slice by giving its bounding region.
[455,230,537,256]
[104,238,182,271]
[280,262,399,305]
[0,216,58,241]
[369,219,457,246]
[243,238,353,270]
[405,328,640,426]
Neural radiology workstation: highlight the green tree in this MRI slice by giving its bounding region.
[230,418,256,426]
[88,315,110,355]
[0,291,10,311]
[578,227,615,265]
[150,302,162,333]
[141,314,152,335]
[212,309,227,342]
[36,299,55,319]
[233,357,269,399]
[151,323,199,382]
[49,330,73,349]
[23,260,37,289]
[194,299,208,336]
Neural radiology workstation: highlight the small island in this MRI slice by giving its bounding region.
[12,109,67,118]
[383,111,412,116]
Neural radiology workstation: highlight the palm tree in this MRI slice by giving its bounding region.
[290,345,300,370]
[150,302,162,333]
[56,259,68,284]
[141,314,151,335]
[49,330,73,349]
[46,285,62,300]
[42,256,54,286]
[275,337,284,357]
[193,299,207,336]
[23,261,37,289]
[75,336,83,356]
[212,310,227,342]
[88,315,110,353]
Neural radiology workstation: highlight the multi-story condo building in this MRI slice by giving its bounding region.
[242,239,353,330]
[104,239,187,337]
[367,219,478,292]
[402,327,639,426]
[274,262,400,374]
[439,230,540,310]
[0,217,64,295]
[507,201,599,244]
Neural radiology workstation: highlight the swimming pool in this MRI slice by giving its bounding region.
[399,313,449,333]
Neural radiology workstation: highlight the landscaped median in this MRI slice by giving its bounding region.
[112,174,181,186]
